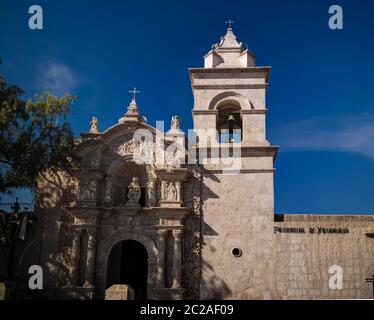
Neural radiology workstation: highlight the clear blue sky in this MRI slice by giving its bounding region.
[1,0,374,214]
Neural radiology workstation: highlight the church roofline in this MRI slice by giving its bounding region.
[275,213,374,222]
[100,121,160,139]
[76,121,164,151]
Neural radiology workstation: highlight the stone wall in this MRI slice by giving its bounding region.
[199,179,374,301]
[272,214,374,299]
[200,211,374,300]
[199,171,276,299]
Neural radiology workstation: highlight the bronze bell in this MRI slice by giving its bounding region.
[228,114,235,122]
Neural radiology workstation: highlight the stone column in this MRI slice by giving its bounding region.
[69,230,80,286]
[175,181,181,202]
[172,229,183,288]
[104,177,113,204]
[161,181,166,200]
[156,229,167,288]
[84,229,97,287]
[147,180,156,207]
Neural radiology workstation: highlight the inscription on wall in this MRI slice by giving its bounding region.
[274,226,350,234]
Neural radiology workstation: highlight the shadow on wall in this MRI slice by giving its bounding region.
[17,166,231,300]
[182,167,231,299]
[25,170,88,299]
[200,259,231,299]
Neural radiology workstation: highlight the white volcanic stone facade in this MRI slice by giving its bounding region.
[13,27,374,300]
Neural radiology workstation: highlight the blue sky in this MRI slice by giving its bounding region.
[1,0,374,214]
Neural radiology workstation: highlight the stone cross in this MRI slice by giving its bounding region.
[129,87,140,102]
[225,19,235,28]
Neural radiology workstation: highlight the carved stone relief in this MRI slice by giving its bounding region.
[160,181,183,203]
[182,168,202,299]
[110,134,185,169]
[79,180,97,201]
[166,182,178,201]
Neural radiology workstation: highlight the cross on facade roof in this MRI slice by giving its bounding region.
[129,87,140,101]
[225,19,235,28]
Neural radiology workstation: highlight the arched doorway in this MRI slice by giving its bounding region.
[106,240,148,300]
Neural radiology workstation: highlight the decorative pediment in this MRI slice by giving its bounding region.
[110,134,186,169]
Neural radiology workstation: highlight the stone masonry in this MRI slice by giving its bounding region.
[12,26,374,300]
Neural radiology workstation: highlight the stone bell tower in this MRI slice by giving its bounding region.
[189,24,279,299]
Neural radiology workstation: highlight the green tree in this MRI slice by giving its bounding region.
[0,72,77,193]
[0,67,78,284]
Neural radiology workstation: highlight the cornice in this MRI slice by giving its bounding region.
[191,84,268,90]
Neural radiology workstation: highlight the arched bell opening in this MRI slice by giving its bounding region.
[216,101,242,143]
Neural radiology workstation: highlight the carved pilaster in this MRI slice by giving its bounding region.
[147,180,157,207]
[161,181,167,200]
[104,177,113,204]
[175,181,181,202]
[156,229,168,288]
[69,231,80,286]
[172,229,183,289]
[83,229,96,287]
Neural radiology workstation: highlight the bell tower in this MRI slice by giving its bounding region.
[190,24,271,147]
[189,24,278,299]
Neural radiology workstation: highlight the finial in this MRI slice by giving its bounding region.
[89,116,99,133]
[126,98,139,116]
[225,19,235,29]
[170,115,181,132]
[129,87,140,102]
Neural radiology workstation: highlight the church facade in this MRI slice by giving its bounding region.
[17,27,374,300]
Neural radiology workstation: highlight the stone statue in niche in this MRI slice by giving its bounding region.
[126,177,141,207]
[89,116,99,133]
[147,180,156,206]
[166,182,177,201]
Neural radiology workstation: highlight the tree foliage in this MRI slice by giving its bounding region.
[0,72,77,193]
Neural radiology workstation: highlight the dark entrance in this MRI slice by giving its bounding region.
[106,240,148,300]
